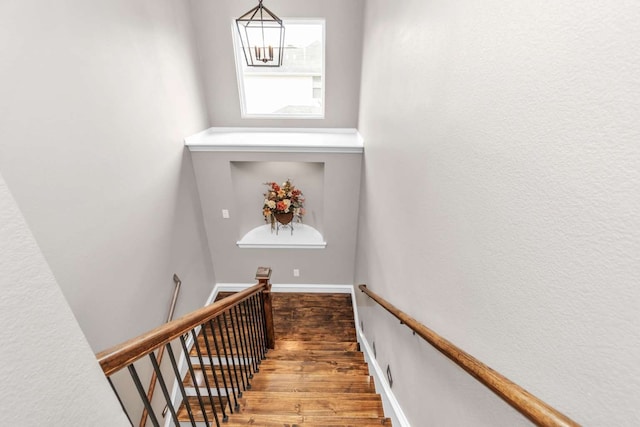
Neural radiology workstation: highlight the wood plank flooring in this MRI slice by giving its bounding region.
[179,292,391,426]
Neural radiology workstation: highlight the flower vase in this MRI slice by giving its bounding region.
[274,212,294,225]
[273,212,294,235]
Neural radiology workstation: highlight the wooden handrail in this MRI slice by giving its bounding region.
[358,284,580,427]
[97,282,268,377]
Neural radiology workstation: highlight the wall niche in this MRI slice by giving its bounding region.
[231,161,326,248]
[187,127,363,283]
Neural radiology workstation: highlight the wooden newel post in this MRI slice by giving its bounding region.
[256,266,275,349]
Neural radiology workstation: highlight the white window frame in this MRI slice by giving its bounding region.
[232,18,326,119]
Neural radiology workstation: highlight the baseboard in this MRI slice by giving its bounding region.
[356,325,411,427]
[213,282,353,295]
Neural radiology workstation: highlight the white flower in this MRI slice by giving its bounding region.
[267,200,276,209]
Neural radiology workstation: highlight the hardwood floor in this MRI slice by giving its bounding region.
[180,292,391,426]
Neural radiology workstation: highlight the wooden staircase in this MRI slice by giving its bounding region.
[179,292,391,426]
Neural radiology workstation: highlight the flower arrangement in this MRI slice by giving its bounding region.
[263,179,305,228]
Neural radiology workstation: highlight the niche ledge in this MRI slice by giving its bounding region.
[237,224,327,249]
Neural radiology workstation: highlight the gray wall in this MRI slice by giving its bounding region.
[191,151,361,284]
[0,0,215,351]
[189,0,364,128]
[0,172,128,425]
[355,1,640,426]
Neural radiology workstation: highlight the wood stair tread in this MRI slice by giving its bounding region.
[246,380,375,393]
[247,372,376,383]
[257,360,370,375]
[265,349,365,362]
[176,396,229,421]
[177,293,391,426]
[223,414,392,426]
[235,397,384,417]
[239,391,382,400]
[275,340,359,351]
[183,365,244,387]
[275,332,358,342]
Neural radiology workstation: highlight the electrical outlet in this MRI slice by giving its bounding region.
[222,209,230,219]
[293,269,300,277]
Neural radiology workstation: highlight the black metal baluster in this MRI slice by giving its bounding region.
[107,377,134,426]
[179,334,211,427]
[254,293,267,357]
[243,299,260,372]
[208,319,234,413]
[258,291,268,351]
[236,304,253,384]
[223,311,243,397]
[238,301,256,377]
[127,364,160,427]
[229,306,249,390]
[190,329,221,427]
[216,314,239,410]
[200,322,228,421]
[249,294,265,360]
[165,342,198,427]
[244,297,258,367]
[149,352,182,427]
[250,296,263,364]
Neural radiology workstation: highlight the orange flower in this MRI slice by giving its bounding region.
[263,179,305,223]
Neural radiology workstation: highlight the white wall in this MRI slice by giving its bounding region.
[0,0,214,352]
[355,1,640,426]
[0,173,129,426]
[189,0,364,128]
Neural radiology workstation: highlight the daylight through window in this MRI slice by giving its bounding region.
[233,19,325,118]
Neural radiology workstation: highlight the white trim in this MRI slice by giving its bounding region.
[351,291,411,427]
[214,283,253,293]
[193,127,360,135]
[204,285,218,306]
[237,242,326,249]
[357,328,411,427]
[184,127,364,154]
[214,282,353,294]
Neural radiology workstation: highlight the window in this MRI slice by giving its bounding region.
[233,19,325,119]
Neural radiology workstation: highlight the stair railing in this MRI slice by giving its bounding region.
[359,284,580,427]
[139,274,182,427]
[96,268,274,427]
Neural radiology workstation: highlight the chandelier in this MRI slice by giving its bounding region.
[235,0,285,67]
